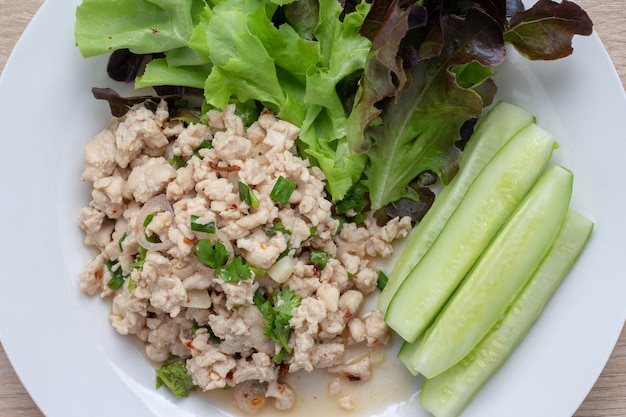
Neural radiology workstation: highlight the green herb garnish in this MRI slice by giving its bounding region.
[377,271,389,291]
[253,287,301,362]
[270,176,296,206]
[155,359,196,398]
[238,181,260,209]
[309,248,331,270]
[195,240,253,283]
[190,215,216,234]
[105,259,127,290]
[194,240,229,270]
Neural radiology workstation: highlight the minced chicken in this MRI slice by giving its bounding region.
[78,100,412,411]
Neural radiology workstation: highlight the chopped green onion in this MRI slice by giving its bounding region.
[143,213,155,227]
[118,232,127,252]
[270,176,296,206]
[250,266,266,277]
[130,247,148,270]
[238,181,260,209]
[377,271,389,291]
[190,215,216,234]
[105,260,127,290]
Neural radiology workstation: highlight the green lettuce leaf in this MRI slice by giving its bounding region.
[75,0,206,57]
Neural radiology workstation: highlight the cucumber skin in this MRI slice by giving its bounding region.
[419,210,593,417]
[411,165,573,378]
[378,102,534,314]
[385,123,556,343]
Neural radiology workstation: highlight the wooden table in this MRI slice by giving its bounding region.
[1,1,624,416]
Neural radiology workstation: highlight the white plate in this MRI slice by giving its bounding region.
[1,0,625,416]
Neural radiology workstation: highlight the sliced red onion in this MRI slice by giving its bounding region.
[135,194,176,252]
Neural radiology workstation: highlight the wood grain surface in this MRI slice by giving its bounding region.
[1,1,624,416]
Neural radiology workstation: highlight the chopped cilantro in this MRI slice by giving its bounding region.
[270,176,296,206]
[253,287,301,361]
[309,248,331,270]
[335,183,368,215]
[195,240,253,283]
[217,256,252,283]
[266,219,291,237]
[194,240,229,269]
[155,360,196,398]
[334,183,369,225]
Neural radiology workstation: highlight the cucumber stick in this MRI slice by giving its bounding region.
[385,123,556,342]
[378,102,534,313]
[420,210,594,417]
[397,337,421,376]
[410,164,573,378]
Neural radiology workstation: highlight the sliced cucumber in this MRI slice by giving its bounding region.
[397,337,421,376]
[420,210,594,417]
[378,102,534,313]
[385,123,556,342]
[410,165,573,378]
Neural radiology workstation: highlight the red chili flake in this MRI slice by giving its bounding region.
[183,237,193,245]
[95,270,103,280]
[231,203,239,209]
[185,340,194,349]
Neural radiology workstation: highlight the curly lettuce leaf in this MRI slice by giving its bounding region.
[504,0,593,60]
[136,58,211,89]
[363,8,506,209]
[75,0,206,57]
[75,0,593,208]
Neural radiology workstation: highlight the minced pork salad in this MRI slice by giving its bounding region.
[78,100,412,411]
